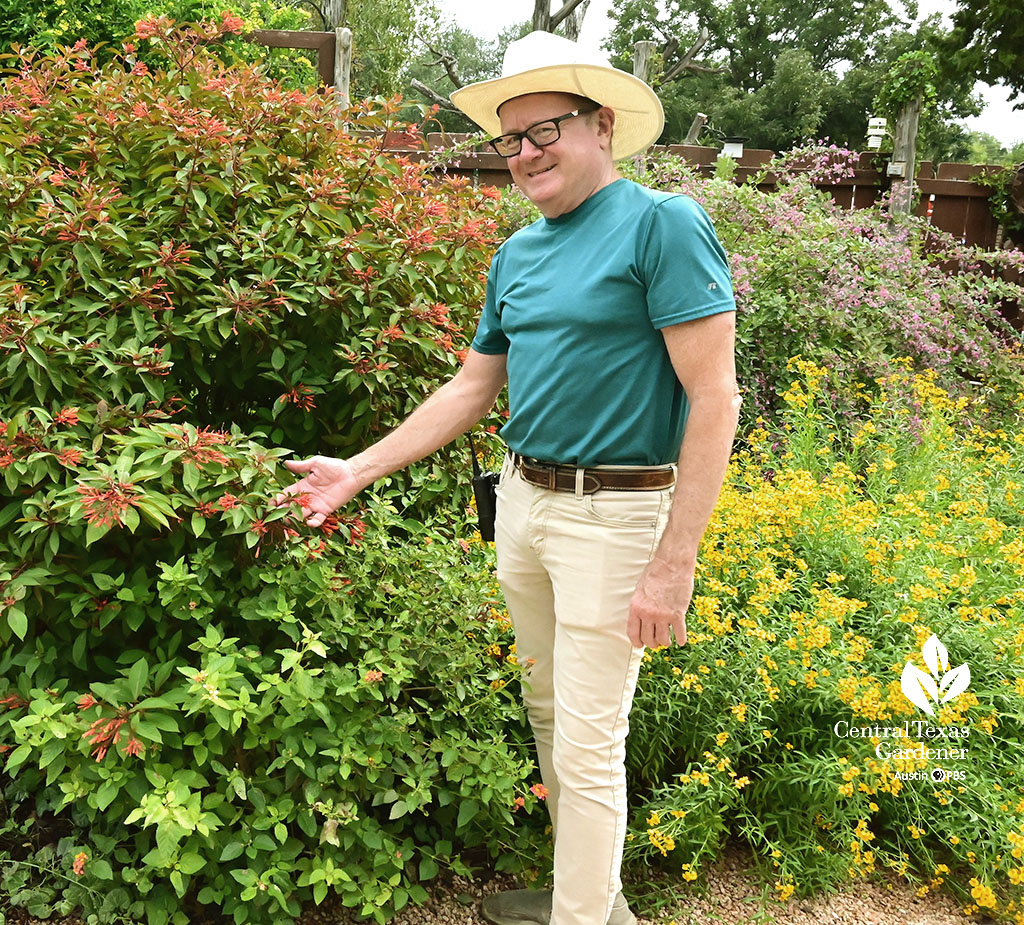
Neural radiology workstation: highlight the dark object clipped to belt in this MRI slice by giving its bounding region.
[468,433,500,542]
[511,452,675,493]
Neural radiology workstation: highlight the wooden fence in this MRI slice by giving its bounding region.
[389,134,1024,328]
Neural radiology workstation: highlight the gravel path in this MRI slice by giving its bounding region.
[312,842,981,925]
[5,842,987,925]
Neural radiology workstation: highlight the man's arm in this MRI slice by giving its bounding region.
[271,349,508,528]
[626,311,740,648]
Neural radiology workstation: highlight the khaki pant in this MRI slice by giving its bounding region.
[495,453,674,925]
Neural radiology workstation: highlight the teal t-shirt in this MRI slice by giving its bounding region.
[471,178,736,466]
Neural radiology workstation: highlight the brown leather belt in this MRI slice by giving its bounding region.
[511,452,674,494]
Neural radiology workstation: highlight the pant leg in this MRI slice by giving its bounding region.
[545,484,672,925]
[494,455,562,839]
[497,458,672,925]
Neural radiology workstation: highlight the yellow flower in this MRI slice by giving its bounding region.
[647,828,675,856]
[970,878,998,910]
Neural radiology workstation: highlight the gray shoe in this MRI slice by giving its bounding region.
[480,888,636,925]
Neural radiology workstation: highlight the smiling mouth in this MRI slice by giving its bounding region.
[528,165,555,177]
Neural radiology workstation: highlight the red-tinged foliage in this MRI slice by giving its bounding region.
[0,19,529,925]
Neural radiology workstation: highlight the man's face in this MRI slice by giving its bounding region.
[497,92,614,219]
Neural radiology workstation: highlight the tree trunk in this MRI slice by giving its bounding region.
[335,26,351,112]
[533,0,551,32]
[535,0,590,34]
[563,0,590,41]
[684,112,708,144]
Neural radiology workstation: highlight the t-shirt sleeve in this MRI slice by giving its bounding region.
[640,195,736,329]
[470,248,510,355]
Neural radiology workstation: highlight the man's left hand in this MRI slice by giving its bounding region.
[627,558,693,648]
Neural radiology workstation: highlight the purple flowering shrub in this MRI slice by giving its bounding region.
[622,146,1024,433]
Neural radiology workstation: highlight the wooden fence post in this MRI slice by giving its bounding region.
[684,112,707,145]
[889,94,922,216]
[335,27,352,113]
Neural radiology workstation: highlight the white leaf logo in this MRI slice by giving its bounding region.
[922,635,948,676]
[939,663,970,703]
[901,662,938,715]
[900,634,970,715]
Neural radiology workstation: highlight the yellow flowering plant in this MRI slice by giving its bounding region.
[625,359,1024,917]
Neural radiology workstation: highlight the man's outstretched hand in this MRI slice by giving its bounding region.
[271,455,363,528]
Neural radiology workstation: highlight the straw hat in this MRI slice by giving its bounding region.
[450,30,664,161]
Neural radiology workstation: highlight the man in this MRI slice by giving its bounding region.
[273,30,740,925]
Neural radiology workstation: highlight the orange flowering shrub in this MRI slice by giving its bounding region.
[0,18,531,925]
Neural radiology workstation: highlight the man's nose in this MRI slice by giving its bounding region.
[516,136,545,160]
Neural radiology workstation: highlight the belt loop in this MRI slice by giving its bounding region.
[574,466,584,500]
[548,466,556,491]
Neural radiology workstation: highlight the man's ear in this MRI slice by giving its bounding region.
[596,106,616,149]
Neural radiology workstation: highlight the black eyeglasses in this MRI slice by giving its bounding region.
[488,108,598,158]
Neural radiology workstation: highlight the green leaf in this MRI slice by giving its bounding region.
[253,834,276,852]
[419,857,438,880]
[230,869,258,887]
[38,738,64,770]
[89,859,114,880]
[128,657,149,700]
[142,712,180,732]
[456,799,479,829]
[220,842,244,862]
[85,521,112,547]
[95,780,119,811]
[7,606,27,640]
[178,853,205,875]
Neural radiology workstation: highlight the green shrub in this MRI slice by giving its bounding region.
[0,12,502,496]
[0,18,534,925]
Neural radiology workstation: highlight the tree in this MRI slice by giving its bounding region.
[967,131,1013,165]
[280,0,434,96]
[607,0,912,94]
[606,0,982,154]
[403,21,532,133]
[940,0,1024,108]
[405,4,596,134]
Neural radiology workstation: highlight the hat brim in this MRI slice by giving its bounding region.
[450,63,664,161]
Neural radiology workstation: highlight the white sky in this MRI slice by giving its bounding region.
[430,0,1022,147]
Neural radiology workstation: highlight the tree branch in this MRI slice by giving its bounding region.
[663,27,728,83]
[410,79,460,111]
[550,0,590,30]
[418,36,466,88]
